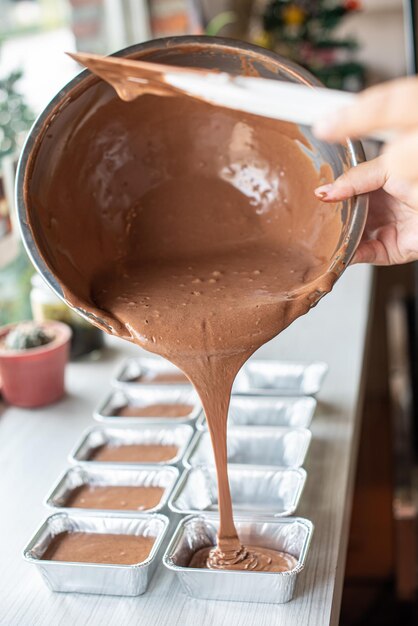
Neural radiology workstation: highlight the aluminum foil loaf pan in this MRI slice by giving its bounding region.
[233,360,328,395]
[69,425,194,467]
[163,514,313,603]
[184,427,311,469]
[113,357,191,390]
[23,512,169,596]
[94,387,202,426]
[169,466,306,517]
[45,465,179,514]
[197,395,316,430]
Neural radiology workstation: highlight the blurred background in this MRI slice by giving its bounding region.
[0,0,411,325]
[0,2,417,624]
[0,0,412,325]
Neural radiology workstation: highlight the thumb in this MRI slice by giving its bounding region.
[315,155,388,202]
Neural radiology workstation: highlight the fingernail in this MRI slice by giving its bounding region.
[315,184,333,200]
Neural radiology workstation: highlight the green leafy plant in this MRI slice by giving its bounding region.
[0,70,34,160]
[0,69,35,323]
[206,11,236,36]
[261,0,365,90]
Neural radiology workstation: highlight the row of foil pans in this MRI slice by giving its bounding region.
[24,512,313,603]
[113,356,327,397]
[45,463,307,518]
[94,386,317,428]
[69,424,312,469]
[24,356,325,602]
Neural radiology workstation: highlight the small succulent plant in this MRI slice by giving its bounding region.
[4,322,53,350]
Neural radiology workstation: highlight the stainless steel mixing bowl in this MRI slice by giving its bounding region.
[16,36,367,331]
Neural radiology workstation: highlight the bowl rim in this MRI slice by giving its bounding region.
[15,35,368,328]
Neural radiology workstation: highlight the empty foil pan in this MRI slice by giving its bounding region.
[183,427,311,469]
[197,395,316,430]
[233,360,328,395]
[169,465,306,517]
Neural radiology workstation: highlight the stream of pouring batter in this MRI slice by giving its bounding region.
[27,55,344,571]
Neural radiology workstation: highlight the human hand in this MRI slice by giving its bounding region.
[313,77,418,266]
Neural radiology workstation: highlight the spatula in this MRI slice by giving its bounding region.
[68,51,388,142]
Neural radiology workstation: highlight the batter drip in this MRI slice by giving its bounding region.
[190,543,298,572]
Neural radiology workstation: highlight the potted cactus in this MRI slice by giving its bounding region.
[0,320,71,408]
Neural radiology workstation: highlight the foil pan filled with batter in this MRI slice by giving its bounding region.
[94,387,202,426]
[233,360,328,395]
[163,514,313,603]
[113,357,191,390]
[197,395,316,430]
[69,425,194,467]
[23,512,169,596]
[183,427,311,469]
[45,465,180,514]
[169,466,306,517]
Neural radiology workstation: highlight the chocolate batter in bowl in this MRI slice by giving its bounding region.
[17,37,367,572]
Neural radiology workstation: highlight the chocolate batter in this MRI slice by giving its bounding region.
[117,403,193,417]
[132,371,190,384]
[90,443,178,463]
[189,544,298,572]
[25,53,345,572]
[64,484,164,510]
[42,531,155,565]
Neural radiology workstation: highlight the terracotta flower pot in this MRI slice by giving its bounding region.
[0,321,71,408]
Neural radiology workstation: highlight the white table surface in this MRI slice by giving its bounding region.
[0,263,373,626]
